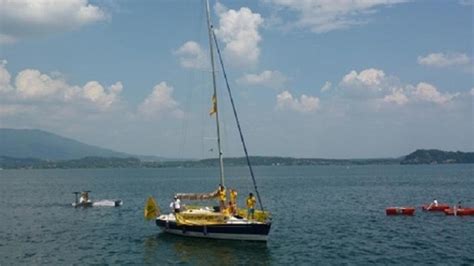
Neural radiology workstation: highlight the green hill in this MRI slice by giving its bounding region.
[401,149,474,164]
[0,128,132,160]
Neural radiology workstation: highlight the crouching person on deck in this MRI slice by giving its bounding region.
[246,193,256,220]
[227,201,237,217]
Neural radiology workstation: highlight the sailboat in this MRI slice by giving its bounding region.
[148,0,271,241]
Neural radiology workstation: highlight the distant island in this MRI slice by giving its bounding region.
[1,128,472,169]
[400,149,474,165]
[1,150,473,169]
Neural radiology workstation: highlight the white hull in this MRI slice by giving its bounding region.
[72,199,122,207]
[93,199,123,207]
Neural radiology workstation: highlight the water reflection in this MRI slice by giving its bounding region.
[143,233,271,265]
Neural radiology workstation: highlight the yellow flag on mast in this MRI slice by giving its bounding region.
[209,93,217,116]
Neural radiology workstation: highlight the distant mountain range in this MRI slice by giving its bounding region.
[0,128,164,161]
[0,128,472,169]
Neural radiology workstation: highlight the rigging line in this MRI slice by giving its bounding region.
[211,29,265,213]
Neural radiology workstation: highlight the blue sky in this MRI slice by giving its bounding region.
[0,0,472,159]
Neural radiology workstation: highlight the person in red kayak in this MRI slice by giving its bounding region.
[453,201,462,216]
[427,199,438,210]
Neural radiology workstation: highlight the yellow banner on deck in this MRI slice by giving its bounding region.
[144,196,160,220]
[175,212,227,225]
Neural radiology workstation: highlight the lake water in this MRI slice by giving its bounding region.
[0,165,473,264]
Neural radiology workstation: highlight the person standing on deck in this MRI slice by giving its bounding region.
[230,189,238,209]
[217,184,226,212]
[170,196,181,213]
[246,193,257,220]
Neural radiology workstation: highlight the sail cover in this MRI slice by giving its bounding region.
[176,190,219,200]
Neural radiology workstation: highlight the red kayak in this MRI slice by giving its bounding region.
[386,207,415,216]
[422,204,450,211]
[444,208,474,216]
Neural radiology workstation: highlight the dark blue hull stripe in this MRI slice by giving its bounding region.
[156,220,271,235]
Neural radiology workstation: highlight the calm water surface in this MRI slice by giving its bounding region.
[0,165,473,264]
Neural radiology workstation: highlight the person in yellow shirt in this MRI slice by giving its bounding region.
[217,184,226,212]
[228,189,238,216]
[230,189,238,206]
[246,193,257,220]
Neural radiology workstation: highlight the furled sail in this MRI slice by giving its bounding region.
[176,190,219,200]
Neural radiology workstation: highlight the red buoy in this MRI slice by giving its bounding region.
[386,207,415,216]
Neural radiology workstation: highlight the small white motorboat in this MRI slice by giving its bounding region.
[72,191,122,208]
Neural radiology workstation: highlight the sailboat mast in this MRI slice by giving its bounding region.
[206,0,225,187]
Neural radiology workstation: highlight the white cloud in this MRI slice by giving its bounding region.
[265,0,407,33]
[15,69,68,98]
[0,0,107,43]
[341,68,386,88]
[412,82,458,105]
[383,87,409,105]
[236,70,287,89]
[339,68,459,106]
[0,61,122,112]
[417,52,470,67]
[215,3,264,67]
[277,90,320,113]
[174,41,208,70]
[320,81,332,92]
[138,82,183,118]
[82,81,123,109]
[470,88,474,96]
[381,82,458,106]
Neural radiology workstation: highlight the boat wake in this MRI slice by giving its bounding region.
[92,200,123,207]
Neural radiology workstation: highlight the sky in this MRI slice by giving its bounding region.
[0,0,473,159]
